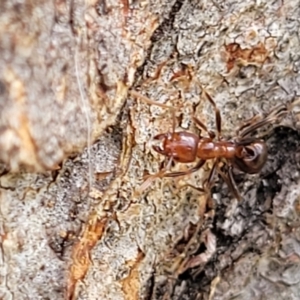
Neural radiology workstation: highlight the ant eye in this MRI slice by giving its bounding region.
[152,139,164,152]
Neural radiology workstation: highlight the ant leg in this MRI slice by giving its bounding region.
[193,80,221,139]
[201,159,219,208]
[164,159,206,178]
[135,157,174,195]
[130,90,175,110]
[130,90,179,134]
[203,91,222,140]
[235,115,262,137]
[183,159,218,196]
[180,183,205,194]
[171,107,176,133]
[192,116,216,139]
[217,165,242,201]
[205,159,218,189]
[237,104,288,138]
[227,166,242,201]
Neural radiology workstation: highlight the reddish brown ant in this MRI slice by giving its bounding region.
[130,90,288,200]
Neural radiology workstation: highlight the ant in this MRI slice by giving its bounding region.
[130,89,289,200]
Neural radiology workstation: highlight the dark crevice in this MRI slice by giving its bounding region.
[135,0,185,79]
[149,125,300,299]
[150,0,185,43]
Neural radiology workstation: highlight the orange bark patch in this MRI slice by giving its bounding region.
[225,42,269,72]
[66,214,108,300]
[120,250,145,300]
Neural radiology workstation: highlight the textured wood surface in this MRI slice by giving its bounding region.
[1,1,300,300]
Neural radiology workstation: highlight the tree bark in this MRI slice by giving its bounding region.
[1,0,300,299]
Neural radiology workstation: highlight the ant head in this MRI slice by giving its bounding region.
[152,131,199,163]
[152,133,172,156]
[232,140,268,174]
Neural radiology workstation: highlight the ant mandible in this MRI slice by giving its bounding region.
[130,89,288,200]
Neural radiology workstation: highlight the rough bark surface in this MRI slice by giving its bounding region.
[1,0,300,300]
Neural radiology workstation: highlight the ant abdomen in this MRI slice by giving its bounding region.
[230,141,268,174]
